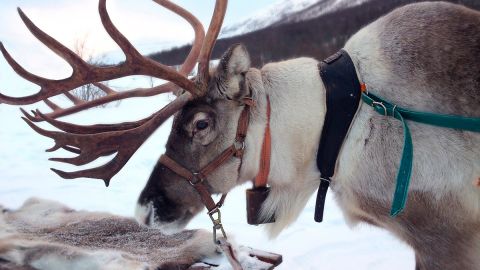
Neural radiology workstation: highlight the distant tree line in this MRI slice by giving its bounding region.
[148,0,480,68]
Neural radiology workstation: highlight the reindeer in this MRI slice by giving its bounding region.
[0,1,479,269]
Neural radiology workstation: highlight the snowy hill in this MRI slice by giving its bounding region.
[221,0,370,37]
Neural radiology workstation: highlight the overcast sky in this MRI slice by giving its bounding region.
[0,0,278,93]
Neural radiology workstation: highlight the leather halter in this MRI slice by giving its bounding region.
[158,96,270,242]
[159,97,252,214]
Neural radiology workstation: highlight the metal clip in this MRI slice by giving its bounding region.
[372,101,387,116]
[208,208,227,244]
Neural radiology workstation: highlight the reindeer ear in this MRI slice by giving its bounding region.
[220,44,251,76]
[214,44,251,100]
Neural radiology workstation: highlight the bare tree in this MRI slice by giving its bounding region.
[71,37,110,107]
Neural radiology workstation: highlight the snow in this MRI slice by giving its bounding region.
[0,75,415,269]
[221,0,370,38]
[221,0,318,37]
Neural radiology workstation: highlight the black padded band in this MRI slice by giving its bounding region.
[315,50,362,222]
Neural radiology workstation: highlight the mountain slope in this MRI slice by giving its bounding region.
[221,0,370,37]
[150,0,480,68]
[221,0,319,37]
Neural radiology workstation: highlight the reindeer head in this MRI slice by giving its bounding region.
[0,0,257,233]
[136,44,253,231]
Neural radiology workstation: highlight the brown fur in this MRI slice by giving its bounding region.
[352,191,480,269]
[0,198,217,270]
[376,2,480,116]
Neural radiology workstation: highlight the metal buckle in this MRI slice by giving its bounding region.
[372,101,387,116]
[233,140,245,151]
[208,208,227,244]
[188,172,204,186]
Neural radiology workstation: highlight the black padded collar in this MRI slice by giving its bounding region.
[315,50,362,222]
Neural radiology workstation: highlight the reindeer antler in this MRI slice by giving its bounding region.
[197,0,228,87]
[1,0,228,185]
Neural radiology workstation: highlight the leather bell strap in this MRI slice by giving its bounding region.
[253,96,272,188]
[246,96,274,225]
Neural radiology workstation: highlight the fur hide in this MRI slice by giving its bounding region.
[0,198,276,270]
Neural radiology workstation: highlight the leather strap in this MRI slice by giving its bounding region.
[254,96,271,188]
[159,155,218,212]
[159,155,195,180]
[217,238,243,270]
[158,97,253,214]
[198,146,237,177]
[236,103,251,141]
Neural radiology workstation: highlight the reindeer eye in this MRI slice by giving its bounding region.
[195,120,209,130]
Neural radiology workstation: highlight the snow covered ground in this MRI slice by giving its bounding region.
[0,76,415,269]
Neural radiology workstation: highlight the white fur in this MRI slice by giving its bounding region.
[134,202,186,235]
[239,58,326,237]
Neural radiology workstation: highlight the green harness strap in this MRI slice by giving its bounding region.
[361,92,480,216]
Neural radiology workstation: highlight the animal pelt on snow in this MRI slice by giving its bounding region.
[0,198,218,270]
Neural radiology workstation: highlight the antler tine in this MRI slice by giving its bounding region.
[153,0,205,76]
[27,83,174,121]
[97,0,143,63]
[17,8,90,71]
[44,99,62,111]
[3,0,224,185]
[197,0,228,87]
[97,0,201,95]
[23,92,192,186]
[19,0,206,122]
[0,42,56,88]
[0,1,202,106]
[32,109,154,134]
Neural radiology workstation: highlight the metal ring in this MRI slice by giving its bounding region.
[233,140,245,151]
[392,105,397,116]
[372,101,387,116]
[208,207,220,217]
[189,172,204,186]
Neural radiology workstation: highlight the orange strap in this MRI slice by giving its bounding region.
[254,96,271,188]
